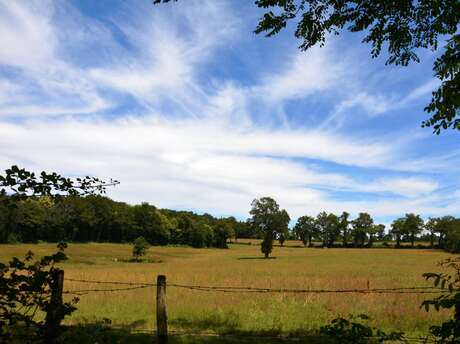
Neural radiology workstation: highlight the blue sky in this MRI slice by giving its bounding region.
[0,0,459,227]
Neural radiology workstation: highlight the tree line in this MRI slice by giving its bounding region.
[249,197,460,257]
[0,194,241,248]
[1,191,460,254]
[294,211,460,251]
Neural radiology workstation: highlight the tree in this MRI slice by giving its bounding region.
[294,215,317,247]
[214,221,234,248]
[155,0,459,134]
[316,212,340,247]
[190,223,214,248]
[351,213,373,247]
[338,211,350,247]
[391,217,405,248]
[375,224,386,242]
[425,217,439,248]
[442,219,460,253]
[402,213,424,247]
[435,216,457,248]
[278,232,286,246]
[249,197,290,258]
[132,236,150,261]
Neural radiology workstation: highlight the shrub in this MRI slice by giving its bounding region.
[132,237,150,261]
[320,314,405,344]
[422,257,460,342]
[0,243,78,342]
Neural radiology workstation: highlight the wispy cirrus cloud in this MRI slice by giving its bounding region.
[0,0,458,224]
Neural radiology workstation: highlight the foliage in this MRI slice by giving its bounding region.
[390,218,405,248]
[214,222,234,249]
[0,194,243,249]
[132,237,150,261]
[403,213,424,247]
[0,243,78,342]
[252,0,460,134]
[249,197,290,258]
[338,212,351,247]
[422,34,460,134]
[320,314,405,344]
[352,213,373,247]
[422,257,460,343]
[293,215,317,247]
[0,165,116,199]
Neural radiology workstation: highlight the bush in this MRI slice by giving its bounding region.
[132,237,150,261]
[422,257,460,342]
[0,243,78,342]
[190,225,214,248]
[320,314,404,344]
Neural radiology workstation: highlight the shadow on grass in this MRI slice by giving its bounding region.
[118,258,163,263]
[57,318,329,344]
[237,257,277,260]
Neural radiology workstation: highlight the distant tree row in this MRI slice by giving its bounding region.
[294,211,460,251]
[2,192,460,254]
[0,195,239,248]
[248,197,460,257]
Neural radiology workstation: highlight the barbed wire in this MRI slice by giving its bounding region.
[64,277,447,295]
[63,284,153,296]
[65,277,155,286]
[168,284,446,294]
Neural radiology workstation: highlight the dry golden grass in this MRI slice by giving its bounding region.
[0,242,453,337]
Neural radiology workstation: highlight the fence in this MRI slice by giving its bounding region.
[41,272,449,343]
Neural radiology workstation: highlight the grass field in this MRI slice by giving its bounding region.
[0,241,454,340]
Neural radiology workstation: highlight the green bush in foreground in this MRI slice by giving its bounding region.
[0,243,78,343]
[320,314,405,344]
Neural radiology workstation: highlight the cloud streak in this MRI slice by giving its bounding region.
[0,0,458,223]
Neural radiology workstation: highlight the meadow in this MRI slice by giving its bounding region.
[0,241,454,340]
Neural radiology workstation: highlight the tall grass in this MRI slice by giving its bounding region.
[0,242,452,337]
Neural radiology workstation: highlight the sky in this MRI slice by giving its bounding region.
[0,0,459,227]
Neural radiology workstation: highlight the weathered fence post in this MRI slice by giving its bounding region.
[44,268,64,343]
[156,275,168,344]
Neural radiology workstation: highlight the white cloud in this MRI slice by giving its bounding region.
[0,1,109,117]
[253,46,344,103]
[0,114,447,220]
[0,0,457,223]
[404,79,440,103]
[361,177,438,197]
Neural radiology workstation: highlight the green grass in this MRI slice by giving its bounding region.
[0,241,453,339]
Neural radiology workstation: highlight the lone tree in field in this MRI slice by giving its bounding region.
[249,197,290,258]
[155,0,459,134]
[132,236,150,261]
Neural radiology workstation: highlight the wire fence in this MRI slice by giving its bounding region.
[62,277,447,343]
[63,277,447,295]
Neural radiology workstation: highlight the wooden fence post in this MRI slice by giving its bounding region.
[156,275,168,343]
[44,268,64,343]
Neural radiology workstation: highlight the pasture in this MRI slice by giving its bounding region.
[0,241,453,340]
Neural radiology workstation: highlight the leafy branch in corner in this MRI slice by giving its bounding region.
[0,243,78,342]
[422,257,460,343]
[0,165,119,200]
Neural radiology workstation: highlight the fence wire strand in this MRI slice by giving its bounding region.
[64,278,446,295]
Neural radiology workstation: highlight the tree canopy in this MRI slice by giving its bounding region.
[249,197,290,257]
